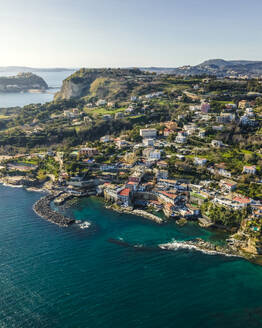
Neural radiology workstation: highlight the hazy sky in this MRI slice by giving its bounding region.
[1,0,262,68]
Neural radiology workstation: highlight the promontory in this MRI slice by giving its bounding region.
[0,72,48,93]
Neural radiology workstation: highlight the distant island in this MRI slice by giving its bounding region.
[0,72,48,93]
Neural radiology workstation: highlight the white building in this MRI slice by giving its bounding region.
[243,166,256,175]
[245,108,254,117]
[115,139,129,149]
[240,115,257,126]
[100,135,110,143]
[198,130,205,138]
[140,128,157,138]
[96,99,107,106]
[175,132,187,144]
[211,140,223,148]
[143,138,155,147]
[184,124,197,135]
[194,157,207,166]
[143,148,161,160]
[149,150,161,160]
[189,105,201,112]
[64,110,76,118]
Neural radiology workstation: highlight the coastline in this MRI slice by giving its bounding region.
[159,238,244,258]
[0,183,260,263]
[0,178,48,192]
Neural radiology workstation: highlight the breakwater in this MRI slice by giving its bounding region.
[105,204,163,224]
[132,209,163,224]
[33,195,75,227]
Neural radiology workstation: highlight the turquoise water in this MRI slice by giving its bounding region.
[0,70,75,108]
[1,185,262,327]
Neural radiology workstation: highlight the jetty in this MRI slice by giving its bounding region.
[132,209,163,224]
[106,204,163,224]
[33,195,75,227]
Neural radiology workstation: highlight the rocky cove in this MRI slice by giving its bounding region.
[30,191,262,264]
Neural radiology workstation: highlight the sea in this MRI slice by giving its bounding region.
[1,185,262,328]
[0,69,75,108]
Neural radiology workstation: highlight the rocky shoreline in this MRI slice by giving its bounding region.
[159,238,246,258]
[1,182,260,263]
[33,195,75,227]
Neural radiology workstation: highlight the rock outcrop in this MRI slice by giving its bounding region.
[55,68,145,101]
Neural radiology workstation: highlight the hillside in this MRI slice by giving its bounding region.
[0,72,48,93]
[142,59,262,77]
[55,68,159,101]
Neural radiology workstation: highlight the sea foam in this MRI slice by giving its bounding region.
[78,221,91,229]
[159,240,237,257]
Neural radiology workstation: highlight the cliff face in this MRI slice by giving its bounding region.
[55,68,145,101]
[57,79,87,99]
[0,72,48,93]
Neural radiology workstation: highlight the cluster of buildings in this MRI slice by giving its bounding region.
[1,81,261,226]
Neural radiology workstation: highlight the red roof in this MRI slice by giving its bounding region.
[160,191,177,200]
[127,181,138,185]
[119,188,131,197]
[233,196,251,204]
[215,162,227,169]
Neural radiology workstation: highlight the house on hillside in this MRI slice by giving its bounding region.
[100,135,110,143]
[211,140,223,148]
[219,179,237,192]
[194,157,207,166]
[140,128,157,138]
[243,165,256,175]
[176,132,187,144]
